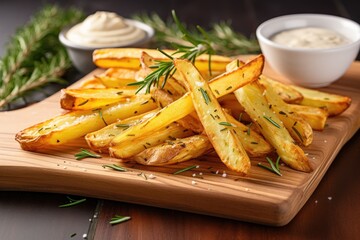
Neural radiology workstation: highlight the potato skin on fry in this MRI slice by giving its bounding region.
[133,134,213,166]
[175,59,252,175]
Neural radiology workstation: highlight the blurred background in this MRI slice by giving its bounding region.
[1,0,359,56]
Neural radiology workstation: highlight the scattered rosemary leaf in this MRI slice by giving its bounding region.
[292,126,304,143]
[110,215,131,225]
[199,87,211,105]
[263,116,281,128]
[218,121,234,127]
[257,156,282,176]
[59,197,86,208]
[74,148,101,160]
[115,123,130,129]
[77,99,89,106]
[173,165,197,175]
[102,164,127,172]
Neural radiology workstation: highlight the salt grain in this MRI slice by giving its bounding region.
[192,180,197,185]
[82,233,87,239]
[222,171,227,178]
[328,196,332,200]
[148,174,156,179]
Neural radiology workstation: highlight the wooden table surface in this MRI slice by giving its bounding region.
[1,1,359,240]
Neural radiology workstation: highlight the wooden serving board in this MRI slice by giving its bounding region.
[0,59,359,226]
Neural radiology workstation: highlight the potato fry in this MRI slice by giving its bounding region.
[175,58,251,174]
[234,82,311,172]
[224,112,273,157]
[110,55,264,148]
[78,77,106,89]
[287,104,328,131]
[290,85,351,116]
[93,48,232,72]
[95,68,137,87]
[259,76,303,103]
[132,134,213,166]
[257,79,314,146]
[60,87,139,110]
[109,122,195,159]
[16,94,157,151]
[85,109,159,152]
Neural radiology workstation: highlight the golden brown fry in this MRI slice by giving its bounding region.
[234,82,312,172]
[93,48,231,72]
[151,88,204,133]
[132,134,213,166]
[109,122,195,159]
[85,109,159,152]
[175,58,251,174]
[109,55,264,149]
[16,94,157,151]
[95,68,137,87]
[259,76,303,103]
[287,104,328,131]
[78,77,106,89]
[224,112,273,157]
[290,85,351,116]
[60,87,138,110]
[257,79,313,146]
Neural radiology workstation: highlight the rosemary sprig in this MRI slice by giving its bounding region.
[258,156,282,176]
[133,12,260,56]
[173,165,197,175]
[129,10,215,94]
[74,148,101,160]
[59,196,87,208]
[110,215,131,225]
[0,5,84,110]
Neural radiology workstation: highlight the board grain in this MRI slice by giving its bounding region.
[0,58,359,226]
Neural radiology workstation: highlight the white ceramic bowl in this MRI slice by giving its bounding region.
[256,14,360,87]
[59,19,154,73]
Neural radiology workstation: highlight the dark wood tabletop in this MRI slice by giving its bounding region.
[1,1,359,240]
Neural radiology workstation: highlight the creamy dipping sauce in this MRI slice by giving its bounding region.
[66,11,146,47]
[271,27,349,49]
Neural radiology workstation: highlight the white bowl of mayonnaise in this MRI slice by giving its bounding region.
[256,14,360,87]
[59,11,154,73]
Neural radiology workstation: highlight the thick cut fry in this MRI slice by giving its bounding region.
[257,79,313,146]
[259,76,303,103]
[78,78,106,89]
[175,59,251,174]
[109,122,195,159]
[110,55,264,147]
[60,87,139,110]
[290,85,351,116]
[93,48,231,72]
[133,134,213,166]
[15,95,157,151]
[287,104,328,131]
[224,112,273,157]
[151,88,204,133]
[95,68,137,87]
[85,109,159,152]
[234,82,311,172]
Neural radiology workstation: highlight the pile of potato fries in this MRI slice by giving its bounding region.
[15,48,351,175]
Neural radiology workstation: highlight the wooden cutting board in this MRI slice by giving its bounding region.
[0,58,359,226]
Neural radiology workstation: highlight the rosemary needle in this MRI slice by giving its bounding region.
[102,164,127,172]
[59,197,86,208]
[74,148,101,160]
[110,215,131,225]
[173,165,197,175]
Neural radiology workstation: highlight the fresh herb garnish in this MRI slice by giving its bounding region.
[59,196,86,208]
[74,148,101,160]
[129,10,215,94]
[292,126,303,143]
[263,116,281,128]
[258,156,282,176]
[102,164,127,172]
[0,5,84,110]
[219,121,234,127]
[133,12,260,56]
[93,108,108,126]
[199,87,211,105]
[115,123,130,129]
[110,215,131,225]
[173,165,197,175]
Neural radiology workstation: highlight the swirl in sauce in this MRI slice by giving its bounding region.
[271,27,349,49]
[66,11,146,47]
